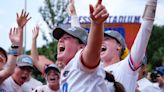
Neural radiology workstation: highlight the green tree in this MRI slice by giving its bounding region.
[36,0,69,61]
[38,0,69,61]
[39,0,69,30]
[147,25,164,70]
[27,0,69,83]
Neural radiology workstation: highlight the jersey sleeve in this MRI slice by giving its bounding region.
[72,49,98,73]
[129,20,153,71]
[129,0,157,71]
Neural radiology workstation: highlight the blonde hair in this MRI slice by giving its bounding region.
[121,47,129,60]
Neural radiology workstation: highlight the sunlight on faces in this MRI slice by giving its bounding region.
[13,66,33,85]
[101,36,122,63]
[57,34,82,65]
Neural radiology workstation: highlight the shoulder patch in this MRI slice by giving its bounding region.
[63,71,69,77]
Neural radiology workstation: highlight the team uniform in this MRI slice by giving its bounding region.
[0,77,23,92]
[104,14,155,92]
[136,78,161,92]
[33,85,60,92]
[22,77,43,92]
[153,83,164,92]
[60,49,115,92]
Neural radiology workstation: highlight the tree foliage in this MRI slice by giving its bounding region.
[38,0,69,61]
[27,0,69,82]
[147,25,164,70]
[39,0,69,30]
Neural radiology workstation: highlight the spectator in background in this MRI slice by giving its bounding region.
[0,27,21,91]
[33,64,60,92]
[31,26,54,72]
[11,55,34,91]
[0,9,31,92]
[22,75,43,92]
[30,25,60,92]
[152,66,164,92]
[136,56,161,92]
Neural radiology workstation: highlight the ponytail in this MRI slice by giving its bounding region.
[105,71,126,92]
[121,47,129,60]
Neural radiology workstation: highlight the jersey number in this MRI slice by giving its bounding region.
[62,82,68,92]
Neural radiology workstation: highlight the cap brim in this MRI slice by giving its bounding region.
[17,63,34,69]
[104,33,117,41]
[45,66,60,72]
[53,27,66,40]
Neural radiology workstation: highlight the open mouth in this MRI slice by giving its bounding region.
[59,47,65,52]
[50,78,56,81]
[101,46,107,52]
[21,76,27,81]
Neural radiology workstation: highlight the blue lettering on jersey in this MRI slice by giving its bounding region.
[62,82,68,92]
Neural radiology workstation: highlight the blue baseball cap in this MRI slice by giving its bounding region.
[156,66,164,75]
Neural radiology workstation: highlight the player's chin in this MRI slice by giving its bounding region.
[100,53,107,60]
[19,80,26,85]
[100,51,106,56]
[57,53,65,59]
[49,80,58,85]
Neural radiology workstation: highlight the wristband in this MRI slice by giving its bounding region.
[8,48,18,56]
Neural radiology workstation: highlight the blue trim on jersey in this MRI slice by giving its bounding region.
[128,58,136,71]
[128,54,142,71]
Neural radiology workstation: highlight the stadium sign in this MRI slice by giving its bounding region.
[66,15,141,24]
[63,16,141,49]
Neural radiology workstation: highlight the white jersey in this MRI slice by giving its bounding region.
[0,77,23,92]
[60,49,115,92]
[137,78,161,92]
[22,77,43,92]
[33,85,60,92]
[153,83,164,92]
[104,58,138,92]
[104,20,155,92]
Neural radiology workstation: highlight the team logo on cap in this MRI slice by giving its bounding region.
[22,57,32,64]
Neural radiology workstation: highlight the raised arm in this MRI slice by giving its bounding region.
[16,10,31,54]
[129,0,157,70]
[68,0,80,27]
[0,28,21,84]
[31,26,53,72]
[82,0,109,68]
[31,26,42,72]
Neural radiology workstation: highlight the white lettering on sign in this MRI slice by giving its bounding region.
[65,16,141,24]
